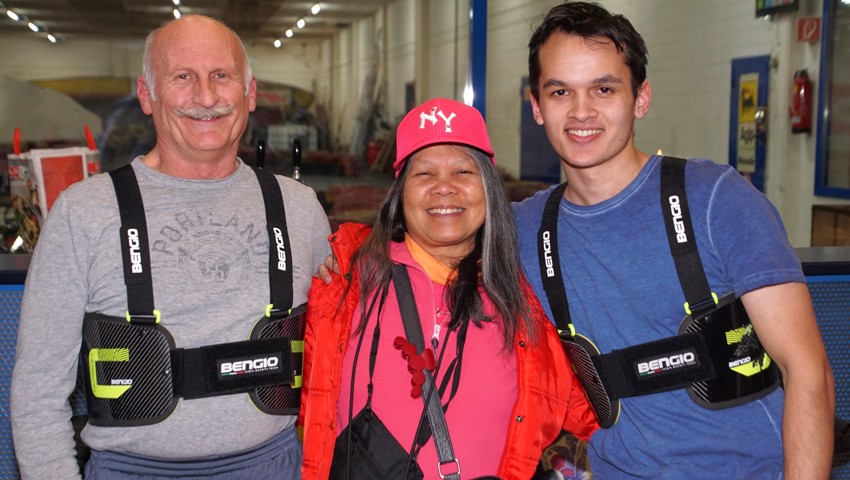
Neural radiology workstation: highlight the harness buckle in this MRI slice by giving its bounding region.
[125,309,161,325]
[683,292,719,317]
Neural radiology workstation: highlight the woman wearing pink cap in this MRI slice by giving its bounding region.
[299,98,597,480]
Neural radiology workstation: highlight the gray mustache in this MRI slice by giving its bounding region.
[172,104,235,120]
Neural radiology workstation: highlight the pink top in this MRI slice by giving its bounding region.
[337,237,517,479]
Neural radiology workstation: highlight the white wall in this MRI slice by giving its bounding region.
[321,0,471,140]
[0,33,321,96]
[764,3,847,248]
[0,34,141,82]
[425,0,470,101]
[385,0,417,121]
[249,41,324,94]
[486,1,547,174]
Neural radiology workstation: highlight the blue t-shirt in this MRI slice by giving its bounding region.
[513,155,804,479]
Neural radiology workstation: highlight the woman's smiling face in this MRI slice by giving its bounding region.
[402,144,486,266]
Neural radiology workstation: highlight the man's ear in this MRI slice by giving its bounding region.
[530,93,544,126]
[137,77,154,115]
[634,80,651,119]
[247,76,258,112]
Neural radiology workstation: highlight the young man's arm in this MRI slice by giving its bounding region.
[743,281,835,480]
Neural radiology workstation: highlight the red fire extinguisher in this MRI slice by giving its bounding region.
[790,69,812,134]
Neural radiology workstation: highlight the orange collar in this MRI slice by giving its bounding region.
[405,234,457,285]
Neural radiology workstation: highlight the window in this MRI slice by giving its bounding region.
[815,0,850,197]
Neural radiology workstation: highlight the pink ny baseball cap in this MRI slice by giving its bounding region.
[393,98,495,176]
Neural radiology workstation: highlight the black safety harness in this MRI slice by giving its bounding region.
[538,156,780,428]
[81,164,306,426]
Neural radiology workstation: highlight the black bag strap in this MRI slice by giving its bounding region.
[342,282,390,480]
[392,264,461,480]
[364,284,391,408]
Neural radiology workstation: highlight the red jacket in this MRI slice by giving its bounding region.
[299,223,597,479]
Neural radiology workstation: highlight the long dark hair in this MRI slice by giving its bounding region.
[528,1,648,100]
[353,145,536,350]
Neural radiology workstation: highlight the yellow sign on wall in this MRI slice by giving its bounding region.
[737,73,758,173]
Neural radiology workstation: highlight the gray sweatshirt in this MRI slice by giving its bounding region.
[10,158,331,479]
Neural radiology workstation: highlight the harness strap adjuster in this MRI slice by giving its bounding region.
[125,309,161,325]
[683,292,719,317]
[557,326,576,340]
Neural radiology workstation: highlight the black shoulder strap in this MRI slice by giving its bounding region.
[109,165,157,324]
[252,166,294,313]
[538,158,718,334]
[659,157,715,317]
[108,164,296,325]
[537,182,571,334]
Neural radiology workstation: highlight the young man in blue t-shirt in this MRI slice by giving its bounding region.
[514,2,834,478]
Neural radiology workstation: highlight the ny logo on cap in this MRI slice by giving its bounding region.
[419,107,457,132]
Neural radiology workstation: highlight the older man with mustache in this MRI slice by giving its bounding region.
[10,15,330,480]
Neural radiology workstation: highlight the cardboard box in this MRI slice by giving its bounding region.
[6,147,100,252]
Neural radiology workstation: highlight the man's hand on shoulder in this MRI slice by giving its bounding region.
[315,253,339,285]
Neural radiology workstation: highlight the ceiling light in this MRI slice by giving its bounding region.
[285,29,293,38]
[311,3,321,15]
[2,4,52,39]
[297,18,306,29]
[273,38,281,48]
[173,8,181,19]
[172,0,180,5]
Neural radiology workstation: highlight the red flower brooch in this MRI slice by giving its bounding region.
[393,336,437,398]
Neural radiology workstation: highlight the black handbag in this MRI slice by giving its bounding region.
[329,405,424,480]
